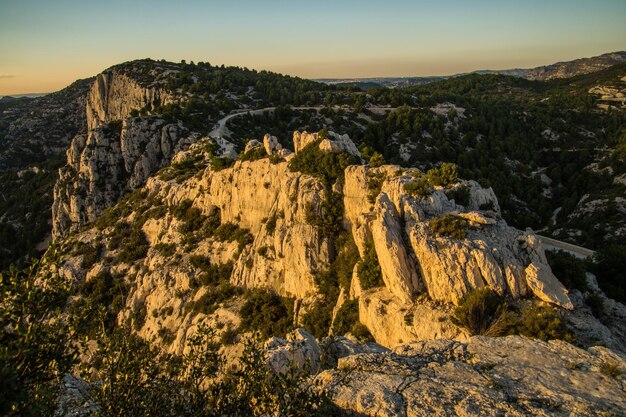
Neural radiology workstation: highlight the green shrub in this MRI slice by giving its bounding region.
[369,152,385,168]
[445,185,470,206]
[266,213,279,234]
[239,145,267,162]
[546,250,588,291]
[154,242,176,257]
[427,162,458,187]
[0,258,77,416]
[257,246,271,258]
[586,293,605,318]
[301,298,335,339]
[108,221,132,250]
[429,214,469,240]
[332,299,359,336]
[119,228,150,263]
[514,305,572,342]
[404,175,432,198]
[239,289,294,339]
[304,191,344,238]
[157,328,176,345]
[452,288,509,336]
[288,140,359,185]
[210,157,235,171]
[600,361,622,378]
[189,256,233,287]
[366,171,386,204]
[220,324,238,345]
[73,241,102,269]
[159,157,206,182]
[214,222,253,251]
[357,244,383,290]
[188,284,242,315]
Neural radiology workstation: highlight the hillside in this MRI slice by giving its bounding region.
[2,56,626,416]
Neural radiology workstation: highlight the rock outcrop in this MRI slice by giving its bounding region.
[318,335,626,417]
[86,69,173,130]
[52,117,198,237]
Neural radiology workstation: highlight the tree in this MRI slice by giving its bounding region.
[369,152,385,168]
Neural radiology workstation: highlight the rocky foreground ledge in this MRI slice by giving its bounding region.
[314,335,626,417]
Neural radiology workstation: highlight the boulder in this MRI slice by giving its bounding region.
[525,261,574,309]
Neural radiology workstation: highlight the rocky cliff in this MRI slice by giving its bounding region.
[51,129,624,357]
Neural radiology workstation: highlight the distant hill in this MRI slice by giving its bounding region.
[319,51,626,87]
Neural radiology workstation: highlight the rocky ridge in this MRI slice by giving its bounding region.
[51,128,624,358]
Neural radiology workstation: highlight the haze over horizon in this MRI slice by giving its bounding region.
[1,0,625,95]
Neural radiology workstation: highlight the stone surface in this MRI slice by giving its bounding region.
[525,261,574,309]
[318,335,626,417]
[265,328,322,375]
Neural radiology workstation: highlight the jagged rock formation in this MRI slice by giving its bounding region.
[317,335,626,416]
[54,129,602,356]
[342,164,575,346]
[52,117,199,237]
[86,68,174,130]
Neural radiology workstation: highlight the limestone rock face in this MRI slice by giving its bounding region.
[525,261,575,309]
[292,130,361,158]
[371,194,420,302]
[358,288,465,348]
[318,336,626,417]
[265,329,321,375]
[293,130,318,153]
[145,156,331,299]
[343,164,572,310]
[52,117,197,238]
[86,69,173,130]
[263,133,282,155]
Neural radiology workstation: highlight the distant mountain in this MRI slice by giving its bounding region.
[319,51,626,88]
[484,51,626,81]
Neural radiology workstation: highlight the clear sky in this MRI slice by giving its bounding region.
[1,0,625,95]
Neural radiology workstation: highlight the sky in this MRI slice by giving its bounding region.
[1,0,625,95]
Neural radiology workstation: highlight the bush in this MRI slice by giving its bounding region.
[214,222,253,252]
[445,185,470,206]
[159,158,205,182]
[239,145,267,162]
[357,244,383,290]
[0,257,76,416]
[210,156,235,171]
[73,241,102,269]
[119,228,150,263]
[266,213,279,234]
[189,256,233,287]
[154,242,176,257]
[427,162,458,187]
[351,322,374,341]
[332,299,369,339]
[240,289,294,339]
[301,298,335,339]
[404,175,432,198]
[108,221,132,250]
[514,305,572,342]
[304,192,344,237]
[452,288,510,336]
[546,250,588,291]
[288,140,359,185]
[429,214,469,240]
[188,284,242,315]
[366,171,386,204]
[369,152,385,168]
